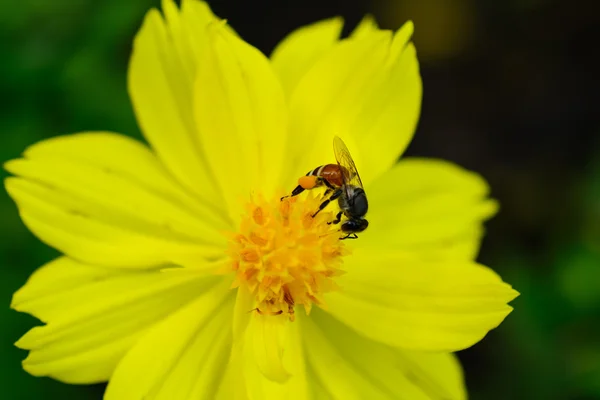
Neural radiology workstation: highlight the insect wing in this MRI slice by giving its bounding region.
[333,136,364,194]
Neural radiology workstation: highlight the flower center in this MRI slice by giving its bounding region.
[228,193,347,321]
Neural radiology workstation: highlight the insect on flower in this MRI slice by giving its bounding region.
[282,136,369,239]
[4,1,520,397]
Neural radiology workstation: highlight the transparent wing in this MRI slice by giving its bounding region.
[333,136,364,193]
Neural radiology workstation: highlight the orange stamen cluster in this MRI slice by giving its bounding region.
[229,193,347,321]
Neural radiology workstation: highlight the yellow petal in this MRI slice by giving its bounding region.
[283,22,420,187]
[223,289,309,399]
[395,350,466,400]
[4,132,227,268]
[352,25,421,181]
[282,30,389,185]
[12,257,219,384]
[325,248,519,351]
[247,313,291,383]
[104,279,233,400]
[349,14,379,39]
[243,315,309,400]
[194,22,287,222]
[214,340,248,400]
[270,17,343,97]
[359,157,498,260]
[129,1,223,206]
[302,308,466,399]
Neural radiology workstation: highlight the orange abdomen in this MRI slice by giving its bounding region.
[319,164,344,187]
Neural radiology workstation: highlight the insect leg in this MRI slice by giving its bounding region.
[340,233,359,240]
[282,175,325,201]
[322,178,336,190]
[281,185,305,201]
[249,307,284,316]
[312,188,343,218]
[327,211,343,225]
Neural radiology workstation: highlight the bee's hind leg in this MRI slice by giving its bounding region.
[282,176,325,201]
[281,185,305,201]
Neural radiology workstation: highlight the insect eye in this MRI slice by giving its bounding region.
[340,221,353,232]
[353,193,368,214]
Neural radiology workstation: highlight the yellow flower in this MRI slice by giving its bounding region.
[5,1,518,399]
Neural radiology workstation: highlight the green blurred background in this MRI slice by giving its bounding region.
[1,0,598,399]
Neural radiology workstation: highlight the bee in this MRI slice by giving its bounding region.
[282,136,369,240]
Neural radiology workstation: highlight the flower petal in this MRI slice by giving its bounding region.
[359,158,498,261]
[12,257,219,384]
[283,22,421,187]
[270,17,343,97]
[247,313,291,383]
[303,308,466,399]
[4,133,227,268]
[129,1,224,206]
[350,15,380,39]
[243,316,309,400]
[223,288,309,400]
[325,248,519,352]
[194,22,288,222]
[104,279,233,400]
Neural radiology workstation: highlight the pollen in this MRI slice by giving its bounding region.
[228,193,348,321]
